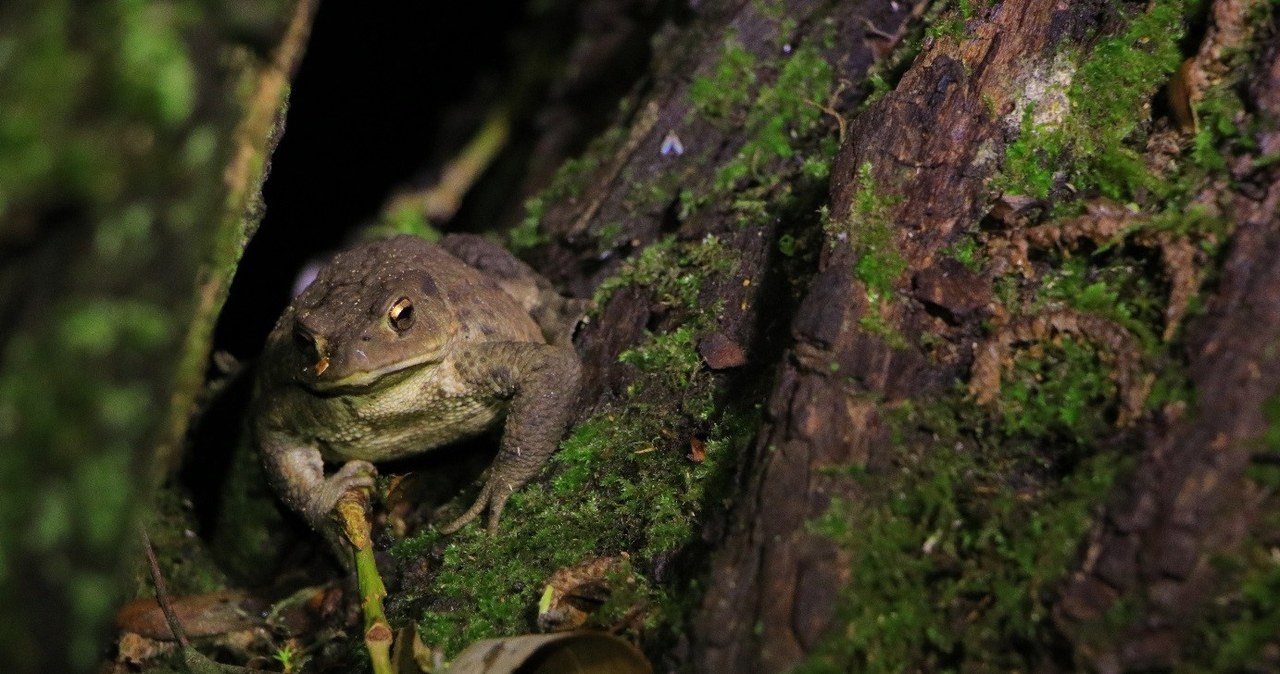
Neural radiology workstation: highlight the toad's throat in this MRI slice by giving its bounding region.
[305,353,442,393]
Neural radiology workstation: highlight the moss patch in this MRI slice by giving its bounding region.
[681,31,841,228]
[799,393,1125,672]
[795,1,1276,668]
[996,1,1192,202]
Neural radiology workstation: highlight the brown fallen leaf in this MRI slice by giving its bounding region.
[688,437,707,463]
[116,590,265,640]
[1167,57,1198,132]
[537,556,627,632]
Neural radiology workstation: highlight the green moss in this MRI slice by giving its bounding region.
[799,393,1126,672]
[838,162,908,317]
[747,44,833,158]
[509,195,553,251]
[1034,256,1161,351]
[508,129,620,251]
[620,325,704,398]
[689,37,757,124]
[546,154,602,202]
[817,163,911,345]
[997,1,1195,202]
[991,0,1253,373]
[402,403,756,655]
[1071,20,1183,198]
[924,1,975,41]
[892,9,1276,666]
[712,44,835,194]
[594,234,735,311]
[998,338,1118,442]
[678,30,840,230]
[998,105,1068,200]
[941,233,984,272]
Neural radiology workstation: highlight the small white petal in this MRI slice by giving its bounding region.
[660,130,684,156]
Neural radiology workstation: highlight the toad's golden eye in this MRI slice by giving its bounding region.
[389,297,415,332]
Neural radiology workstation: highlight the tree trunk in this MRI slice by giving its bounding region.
[525,0,1280,670]
[0,1,311,671]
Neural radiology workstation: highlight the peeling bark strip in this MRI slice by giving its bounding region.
[696,1,1091,670]
[1054,40,1280,672]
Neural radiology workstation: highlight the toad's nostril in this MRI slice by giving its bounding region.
[293,322,328,373]
[293,323,315,352]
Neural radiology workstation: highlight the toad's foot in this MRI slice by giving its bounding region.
[438,478,513,535]
[305,459,377,532]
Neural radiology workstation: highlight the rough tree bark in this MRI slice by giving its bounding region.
[524,0,1280,671]
[695,1,1090,669]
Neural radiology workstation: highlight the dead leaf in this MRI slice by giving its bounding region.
[537,557,626,632]
[116,590,265,640]
[688,437,707,463]
[446,632,651,674]
[1167,57,1198,132]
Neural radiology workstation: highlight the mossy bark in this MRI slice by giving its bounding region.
[516,0,1280,671]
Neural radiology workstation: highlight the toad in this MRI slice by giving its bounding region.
[252,234,584,552]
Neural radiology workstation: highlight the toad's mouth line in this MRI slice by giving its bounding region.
[304,353,441,393]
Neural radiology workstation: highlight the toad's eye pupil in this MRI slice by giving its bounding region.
[389,297,414,332]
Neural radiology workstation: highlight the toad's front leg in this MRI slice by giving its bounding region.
[259,428,376,559]
[441,341,582,534]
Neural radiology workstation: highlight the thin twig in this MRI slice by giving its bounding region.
[140,528,190,649]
